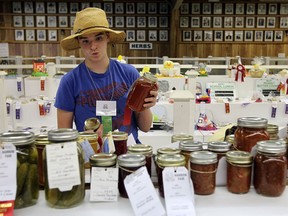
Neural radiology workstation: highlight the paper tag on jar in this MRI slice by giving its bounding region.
[163,166,196,216]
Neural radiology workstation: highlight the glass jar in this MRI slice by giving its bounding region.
[156,154,186,198]
[118,154,146,198]
[157,147,181,156]
[0,131,38,209]
[90,153,117,168]
[127,144,153,176]
[225,134,235,148]
[253,140,287,197]
[44,128,85,208]
[126,73,158,112]
[234,117,269,152]
[179,140,202,168]
[190,151,218,195]
[112,131,128,156]
[171,133,194,144]
[267,124,279,140]
[84,117,101,132]
[226,151,253,194]
[207,141,231,162]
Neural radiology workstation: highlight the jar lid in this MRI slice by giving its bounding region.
[157,147,181,155]
[127,144,153,155]
[226,151,253,164]
[78,131,98,139]
[256,140,287,154]
[117,154,146,167]
[225,134,234,144]
[266,124,279,133]
[157,154,186,167]
[89,153,117,167]
[35,133,50,146]
[237,117,268,128]
[171,134,193,143]
[207,141,231,152]
[179,141,202,151]
[48,128,79,142]
[190,151,217,164]
[112,131,128,141]
[84,118,100,131]
[143,72,158,83]
[0,131,35,146]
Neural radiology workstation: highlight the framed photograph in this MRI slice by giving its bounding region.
[15,30,24,41]
[115,17,124,28]
[148,17,157,28]
[48,30,57,41]
[47,2,56,13]
[235,17,244,28]
[25,16,34,27]
[255,31,263,42]
[26,29,35,41]
[58,2,67,13]
[268,4,277,15]
[148,30,157,41]
[59,16,68,27]
[191,17,200,28]
[92,3,101,9]
[280,17,288,28]
[70,16,76,27]
[235,3,245,15]
[225,3,234,15]
[13,2,22,13]
[103,3,113,14]
[257,17,266,28]
[246,3,255,15]
[47,16,57,27]
[244,31,253,42]
[191,3,200,14]
[126,30,135,42]
[159,17,168,28]
[180,3,189,14]
[257,3,267,15]
[37,29,46,41]
[267,17,276,28]
[193,30,202,41]
[148,3,157,14]
[159,30,168,41]
[137,30,145,41]
[213,17,222,28]
[126,17,135,28]
[159,3,168,14]
[107,16,113,27]
[234,31,244,42]
[202,17,211,28]
[70,3,79,13]
[280,4,288,15]
[204,30,213,41]
[137,2,146,14]
[213,3,222,15]
[24,2,34,13]
[36,16,46,27]
[246,17,255,28]
[137,17,146,28]
[183,30,191,42]
[264,31,273,42]
[274,31,283,42]
[202,3,211,14]
[81,3,90,10]
[35,2,45,13]
[224,31,233,42]
[115,3,124,14]
[126,3,135,14]
[224,17,233,28]
[180,17,189,28]
[214,30,223,41]
[13,16,23,27]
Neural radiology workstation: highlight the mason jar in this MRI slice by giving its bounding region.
[179,140,202,168]
[171,133,194,144]
[0,131,38,209]
[267,124,279,140]
[208,141,232,163]
[112,131,128,156]
[90,153,117,168]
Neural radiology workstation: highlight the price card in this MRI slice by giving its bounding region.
[124,167,166,216]
[163,166,196,216]
[90,167,118,202]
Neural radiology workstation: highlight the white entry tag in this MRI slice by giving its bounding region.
[124,167,166,216]
[96,101,116,116]
[163,166,196,216]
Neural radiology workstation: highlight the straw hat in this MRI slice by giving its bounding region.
[61,8,126,51]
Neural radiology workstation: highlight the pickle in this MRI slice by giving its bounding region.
[16,162,28,196]
[28,147,38,164]
[46,188,61,206]
[61,185,84,207]
[14,196,24,209]
[22,164,39,203]
[17,148,30,163]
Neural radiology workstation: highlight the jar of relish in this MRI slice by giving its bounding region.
[179,140,202,168]
[253,140,287,197]
[112,131,128,156]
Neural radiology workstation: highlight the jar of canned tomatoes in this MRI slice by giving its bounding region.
[253,140,287,197]
[179,140,202,168]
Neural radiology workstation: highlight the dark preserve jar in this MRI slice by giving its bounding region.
[118,154,146,198]
[253,140,287,197]
[234,117,269,152]
[190,151,217,195]
[126,73,158,112]
[226,151,253,194]
[112,131,128,156]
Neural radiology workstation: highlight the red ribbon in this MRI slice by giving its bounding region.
[235,64,246,82]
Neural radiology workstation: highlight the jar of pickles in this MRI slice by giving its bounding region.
[207,141,231,163]
[118,154,146,198]
[226,151,253,194]
[253,140,287,197]
[179,140,202,168]
[44,128,85,208]
[190,151,218,195]
[112,131,128,156]
[0,131,38,209]
[234,117,269,152]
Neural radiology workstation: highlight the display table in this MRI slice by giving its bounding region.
[14,187,288,216]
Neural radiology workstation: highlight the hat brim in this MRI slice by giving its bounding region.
[61,27,126,51]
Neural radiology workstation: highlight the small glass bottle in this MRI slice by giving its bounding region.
[226,151,253,194]
[179,140,202,168]
[253,140,287,197]
[207,141,231,162]
[112,131,128,156]
[190,151,218,195]
[118,154,146,198]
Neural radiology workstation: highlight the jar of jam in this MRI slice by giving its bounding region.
[127,144,153,176]
[226,151,253,194]
[171,133,194,144]
[112,131,128,156]
[207,141,231,162]
[253,140,287,197]
[126,73,158,112]
[157,147,181,156]
[0,131,38,209]
[190,151,218,195]
[179,140,202,168]
[234,117,269,152]
[156,154,186,198]
[118,154,146,198]
[90,153,117,168]
[267,124,279,140]
[44,128,85,208]
[84,117,101,132]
